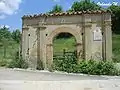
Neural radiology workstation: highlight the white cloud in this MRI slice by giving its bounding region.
[0,14,6,19]
[0,0,22,16]
[0,25,10,28]
[52,0,60,2]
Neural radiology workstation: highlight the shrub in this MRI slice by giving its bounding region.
[8,51,28,69]
[77,60,119,75]
[0,59,8,67]
[53,55,77,73]
[53,56,120,75]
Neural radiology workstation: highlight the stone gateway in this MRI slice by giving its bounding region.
[21,10,112,69]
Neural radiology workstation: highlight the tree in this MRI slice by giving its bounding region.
[0,26,12,41]
[0,26,12,58]
[70,0,102,12]
[12,29,21,43]
[49,4,63,13]
[108,5,120,34]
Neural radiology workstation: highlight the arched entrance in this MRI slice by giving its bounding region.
[46,27,82,69]
[53,32,77,70]
[53,32,76,53]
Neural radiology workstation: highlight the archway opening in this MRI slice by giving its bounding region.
[53,32,78,71]
[53,32,76,53]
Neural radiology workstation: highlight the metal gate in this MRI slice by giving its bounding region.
[53,49,77,60]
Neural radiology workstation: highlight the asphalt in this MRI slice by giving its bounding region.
[0,68,120,90]
[0,68,112,81]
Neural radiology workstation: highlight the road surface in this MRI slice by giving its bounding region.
[0,68,120,90]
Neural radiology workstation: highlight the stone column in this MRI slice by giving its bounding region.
[22,26,29,61]
[40,26,47,69]
[46,44,53,70]
[76,43,83,60]
[104,21,112,60]
[36,26,46,70]
[101,14,112,60]
[83,23,92,60]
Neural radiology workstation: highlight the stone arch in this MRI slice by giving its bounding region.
[46,27,83,69]
[47,27,82,44]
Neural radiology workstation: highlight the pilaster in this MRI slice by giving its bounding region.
[22,26,29,61]
[104,21,112,60]
[36,25,47,70]
[82,14,92,60]
[102,14,112,60]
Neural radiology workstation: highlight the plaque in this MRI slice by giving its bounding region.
[93,28,102,41]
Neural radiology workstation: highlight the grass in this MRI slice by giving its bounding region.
[112,34,120,62]
[53,37,76,53]
[0,41,19,67]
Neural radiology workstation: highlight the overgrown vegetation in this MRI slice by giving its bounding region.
[8,51,28,69]
[112,34,120,62]
[52,34,120,75]
[53,57,120,75]
[0,26,22,68]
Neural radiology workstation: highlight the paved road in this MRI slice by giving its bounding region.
[0,68,120,90]
[0,68,111,81]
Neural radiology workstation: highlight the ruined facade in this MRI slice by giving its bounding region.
[21,10,112,69]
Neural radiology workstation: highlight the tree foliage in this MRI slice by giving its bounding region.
[0,26,12,57]
[12,29,21,43]
[49,4,63,13]
[70,0,102,11]
[0,26,12,42]
[0,27,21,57]
[108,5,120,34]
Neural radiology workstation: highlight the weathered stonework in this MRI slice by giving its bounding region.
[21,10,112,69]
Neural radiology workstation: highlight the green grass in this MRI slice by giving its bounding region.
[0,41,19,66]
[112,34,120,62]
[53,37,76,53]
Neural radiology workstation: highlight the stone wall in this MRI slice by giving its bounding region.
[21,12,112,69]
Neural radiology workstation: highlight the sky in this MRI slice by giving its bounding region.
[0,0,120,31]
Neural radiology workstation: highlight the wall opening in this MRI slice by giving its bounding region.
[53,32,76,53]
[52,32,77,69]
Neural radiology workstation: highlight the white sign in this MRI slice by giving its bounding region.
[93,28,102,41]
[97,2,118,7]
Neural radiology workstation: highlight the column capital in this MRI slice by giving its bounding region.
[75,43,82,46]
[37,26,46,30]
[34,25,46,30]
[104,21,112,26]
[22,25,29,30]
[83,22,92,27]
[46,44,53,46]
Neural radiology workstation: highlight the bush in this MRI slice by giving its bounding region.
[8,51,28,69]
[53,55,77,73]
[0,59,8,67]
[77,60,120,75]
[53,56,120,75]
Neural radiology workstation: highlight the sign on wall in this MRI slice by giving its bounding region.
[93,28,102,41]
